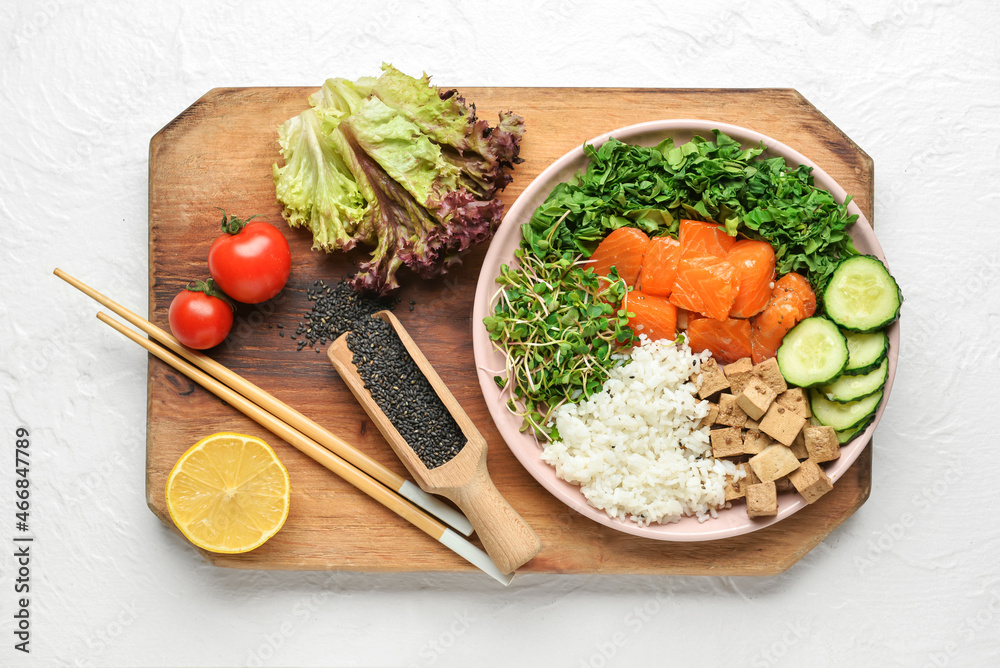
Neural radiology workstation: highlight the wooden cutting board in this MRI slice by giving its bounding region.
[147,87,873,575]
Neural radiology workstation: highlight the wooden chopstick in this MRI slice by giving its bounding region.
[95,311,513,585]
[53,268,473,537]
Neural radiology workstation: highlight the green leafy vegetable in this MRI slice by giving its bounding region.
[522,131,858,293]
[273,64,524,294]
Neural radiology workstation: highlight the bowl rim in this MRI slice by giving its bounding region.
[472,118,897,541]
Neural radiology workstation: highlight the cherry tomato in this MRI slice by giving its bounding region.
[168,280,234,350]
[208,211,291,304]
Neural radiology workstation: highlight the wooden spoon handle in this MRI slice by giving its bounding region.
[446,461,542,574]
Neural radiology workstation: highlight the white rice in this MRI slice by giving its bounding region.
[542,337,740,526]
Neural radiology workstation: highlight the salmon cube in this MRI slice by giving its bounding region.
[726,240,776,319]
[669,255,737,321]
[687,318,753,365]
[679,219,736,258]
[637,236,682,297]
[623,291,677,343]
[588,227,650,287]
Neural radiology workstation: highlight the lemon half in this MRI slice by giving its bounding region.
[165,432,290,554]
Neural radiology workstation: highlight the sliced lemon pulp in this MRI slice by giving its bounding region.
[165,432,290,554]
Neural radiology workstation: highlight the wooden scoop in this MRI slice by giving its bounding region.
[328,311,541,574]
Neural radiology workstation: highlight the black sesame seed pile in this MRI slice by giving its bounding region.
[347,317,466,469]
[292,280,397,352]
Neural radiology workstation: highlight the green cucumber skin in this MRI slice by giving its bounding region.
[836,413,876,444]
[810,389,884,432]
[842,350,887,376]
[823,255,903,333]
[842,330,889,376]
[820,359,889,403]
[776,317,849,388]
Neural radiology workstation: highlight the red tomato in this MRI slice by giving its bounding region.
[168,281,234,350]
[208,212,291,304]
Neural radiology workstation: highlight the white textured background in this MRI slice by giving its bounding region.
[1,0,998,666]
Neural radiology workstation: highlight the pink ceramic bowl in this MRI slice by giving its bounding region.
[472,119,898,541]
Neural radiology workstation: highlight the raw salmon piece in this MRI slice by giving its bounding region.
[750,290,807,364]
[679,219,736,258]
[588,227,650,287]
[623,290,677,343]
[773,272,817,317]
[637,236,682,297]
[687,317,753,365]
[668,255,736,321]
[726,239,776,318]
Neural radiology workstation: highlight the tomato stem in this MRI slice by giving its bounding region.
[185,278,235,309]
[216,208,263,235]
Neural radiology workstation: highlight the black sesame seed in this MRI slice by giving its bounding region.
[288,279,396,349]
[346,318,465,469]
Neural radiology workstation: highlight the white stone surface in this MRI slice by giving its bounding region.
[1,0,998,666]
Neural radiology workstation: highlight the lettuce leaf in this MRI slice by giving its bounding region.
[273,65,523,294]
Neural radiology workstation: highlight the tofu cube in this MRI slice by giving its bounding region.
[723,357,755,395]
[789,430,809,460]
[715,393,748,428]
[749,444,801,482]
[774,476,794,493]
[736,377,777,421]
[759,402,807,446]
[804,425,840,463]
[711,427,744,458]
[724,464,750,501]
[742,428,774,456]
[745,416,760,431]
[788,459,834,503]
[753,357,788,394]
[699,402,719,429]
[776,387,812,419]
[746,482,778,518]
[697,358,730,399]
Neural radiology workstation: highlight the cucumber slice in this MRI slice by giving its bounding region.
[843,329,889,376]
[819,359,888,403]
[823,255,902,332]
[836,413,876,444]
[776,317,848,387]
[810,389,883,431]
